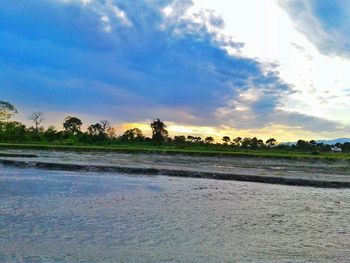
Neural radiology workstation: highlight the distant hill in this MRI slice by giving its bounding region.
[316,138,350,145]
[282,138,350,146]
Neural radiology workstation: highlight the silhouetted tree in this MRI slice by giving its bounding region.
[150,119,168,143]
[205,136,214,144]
[99,120,110,131]
[266,138,277,147]
[87,123,104,136]
[232,137,242,146]
[29,112,44,133]
[309,140,317,146]
[196,137,203,143]
[63,116,82,135]
[296,139,310,150]
[187,135,194,143]
[241,137,252,148]
[0,101,17,122]
[257,139,265,148]
[174,135,186,144]
[106,126,116,139]
[249,137,264,149]
[122,128,144,141]
[186,135,202,143]
[222,136,230,144]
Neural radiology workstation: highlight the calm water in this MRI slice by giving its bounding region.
[0,165,349,262]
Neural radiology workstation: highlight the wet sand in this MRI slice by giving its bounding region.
[1,149,350,187]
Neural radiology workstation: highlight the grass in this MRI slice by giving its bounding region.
[1,142,350,161]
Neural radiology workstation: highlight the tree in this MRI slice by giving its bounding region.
[106,126,116,139]
[186,135,202,143]
[266,138,277,147]
[193,136,202,143]
[87,120,111,138]
[232,137,242,146]
[257,139,265,148]
[187,135,194,143]
[150,119,168,142]
[122,128,144,141]
[29,111,44,133]
[205,136,214,144]
[342,142,350,152]
[296,139,310,150]
[0,101,17,122]
[43,126,59,141]
[174,135,186,144]
[250,137,262,149]
[63,116,82,135]
[0,121,26,142]
[309,140,317,146]
[222,136,230,144]
[99,120,109,130]
[87,123,104,136]
[241,137,252,148]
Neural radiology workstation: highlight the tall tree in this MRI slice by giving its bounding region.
[106,127,116,139]
[0,101,17,122]
[150,119,168,142]
[99,120,110,132]
[222,136,231,144]
[63,116,82,135]
[87,123,104,136]
[265,138,277,147]
[29,111,44,132]
[174,135,186,143]
[205,136,214,144]
[122,128,144,141]
[87,120,111,137]
[232,137,242,146]
[241,137,252,148]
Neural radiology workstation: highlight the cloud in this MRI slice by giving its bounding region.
[2,0,348,140]
[0,0,292,126]
[280,0,350,57]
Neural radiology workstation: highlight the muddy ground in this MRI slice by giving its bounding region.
[1,149,350,187]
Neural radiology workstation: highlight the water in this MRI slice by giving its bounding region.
[0,165,349,262]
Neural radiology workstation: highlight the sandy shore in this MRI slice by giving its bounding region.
[1,149,350,188]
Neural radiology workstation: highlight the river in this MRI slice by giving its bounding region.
[0,165,349,262]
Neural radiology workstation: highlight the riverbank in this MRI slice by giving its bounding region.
[1,148,350,188]
[1,143,350,160]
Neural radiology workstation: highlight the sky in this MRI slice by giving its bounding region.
[1,0,350,141]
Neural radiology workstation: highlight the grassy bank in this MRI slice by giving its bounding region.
[1,142,350,160]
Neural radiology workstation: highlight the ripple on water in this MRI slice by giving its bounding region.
[0,167,349,262]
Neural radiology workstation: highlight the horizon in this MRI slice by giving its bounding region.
[2,0,350,141]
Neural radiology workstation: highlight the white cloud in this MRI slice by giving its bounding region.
[101,15,112,32]
[191,0,350,126]
[109,3,132,27]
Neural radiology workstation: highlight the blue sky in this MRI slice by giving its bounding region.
[1,0,349,140]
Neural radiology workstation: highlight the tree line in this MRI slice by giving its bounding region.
[1,100,349,152]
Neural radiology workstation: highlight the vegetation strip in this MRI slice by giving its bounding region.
[1,159,350,189]
[1,101,350,161]
[0,143,349,160]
